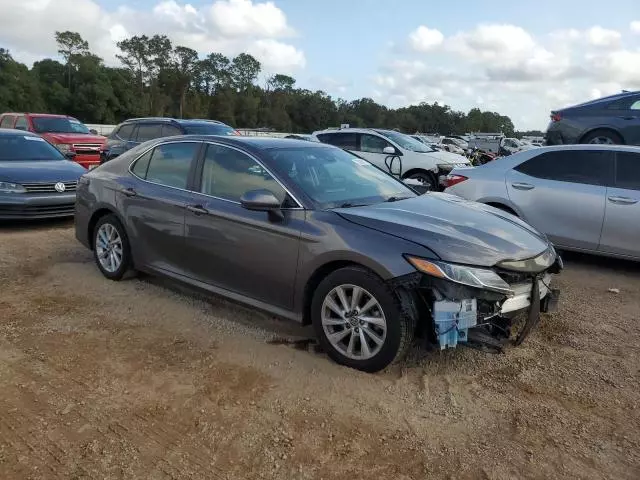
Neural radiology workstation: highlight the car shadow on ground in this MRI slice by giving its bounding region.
[559,250,640,276]
[0,218,74,232]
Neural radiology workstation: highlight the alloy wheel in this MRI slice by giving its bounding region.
[321,284,387,360]
[96,223,123,273]
[588,136,615,145]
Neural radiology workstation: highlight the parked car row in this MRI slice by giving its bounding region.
[5,108,638,373]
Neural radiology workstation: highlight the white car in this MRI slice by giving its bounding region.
[312,128,471,191]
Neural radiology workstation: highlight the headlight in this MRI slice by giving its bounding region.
[55,143,73,154]
[406,256,513,295]
[496,248,556,272]
[0,181,27,193]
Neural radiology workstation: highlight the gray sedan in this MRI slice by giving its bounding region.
[0,129,86,219]
[75,136,561,372]
[445,145,640,261]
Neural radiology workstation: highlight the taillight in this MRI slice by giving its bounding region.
[443,174,468,188]
[550,112,562,122]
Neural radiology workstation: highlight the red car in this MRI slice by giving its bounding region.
[0,113,106,169]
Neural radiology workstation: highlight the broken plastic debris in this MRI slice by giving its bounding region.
[608,288,620,294]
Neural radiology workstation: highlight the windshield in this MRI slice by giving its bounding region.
[70,120,91,134]
[32,117,81,134]
[375,130,434,153]
[265,146,416,208]
[183,123,236,135]
[0,135,65,161]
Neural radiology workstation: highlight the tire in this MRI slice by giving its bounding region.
[311,267,415,373]
[93,214,132,281]
[581,129,623,145]
[404,170,437,192]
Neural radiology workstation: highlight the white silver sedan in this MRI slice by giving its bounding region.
[444,144,640,261]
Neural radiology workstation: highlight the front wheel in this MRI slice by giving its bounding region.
[311,267,415,373]
[93,214,132,280]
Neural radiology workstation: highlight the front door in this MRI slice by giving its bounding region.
[355,133,396,172]
[598,151,640,258]
[117,141,201,275]
[183,142,302,309]
[506,149,613,250]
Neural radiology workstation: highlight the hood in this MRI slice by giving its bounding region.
[41,132,106,145]
[335,193,549,267]
[418,150,470,165]
[0,160,86,183]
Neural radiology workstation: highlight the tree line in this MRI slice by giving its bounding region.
[0,31,524,136]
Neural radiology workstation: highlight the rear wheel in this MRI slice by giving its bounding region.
[404,170,437,192]
[582,129,622,145]
[311,267,414,373]
[93,214,132,280]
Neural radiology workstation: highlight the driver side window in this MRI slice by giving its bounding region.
[200,144,287,204]
[360,134,392,154]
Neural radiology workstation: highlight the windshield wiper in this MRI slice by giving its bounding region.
[385,196,412,203]
[334,202,368,208]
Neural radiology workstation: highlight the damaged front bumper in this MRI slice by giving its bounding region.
[391,253,563,353]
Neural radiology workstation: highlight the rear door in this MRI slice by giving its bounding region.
[598,151,640,258]
[118,140,202,275]
[506,149,614,250]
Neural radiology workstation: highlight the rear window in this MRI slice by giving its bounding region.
[32,117,77,134]
[0,135,65,161]
[181,123,235,135]
[316,132,357,150]
[0,116,15,128]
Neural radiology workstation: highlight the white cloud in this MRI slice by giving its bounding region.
[585,26,621,48]
[0,0,305,71]
[209,0,293,38]
[380,22,640,130]
[631,21,640,34]
[409,26,444,52]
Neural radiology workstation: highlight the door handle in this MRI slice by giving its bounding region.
[186,204,209,215]
[120,187,137,197]
[511,182,535,191]
[608,196,638,205]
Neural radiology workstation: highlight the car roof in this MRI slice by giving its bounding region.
[0,128,39,137]
[563,90,640,110]
[122,117,229,126]
[1,113,73,119]
[146,134,334,152]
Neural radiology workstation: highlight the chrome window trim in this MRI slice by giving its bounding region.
[127,139,305,210]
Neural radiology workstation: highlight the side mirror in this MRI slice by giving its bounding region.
[64,151,77,160]
[89,129,98,135]
[382,146,396,155]
[240,189,282,212]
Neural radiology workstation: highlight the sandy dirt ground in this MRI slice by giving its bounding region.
[0,220,639,480]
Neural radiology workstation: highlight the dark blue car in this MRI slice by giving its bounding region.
[100,117,238,163]
[546,90,640,146]
[0,129,86,219]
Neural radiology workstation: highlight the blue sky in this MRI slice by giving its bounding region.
[2,0,640,130]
